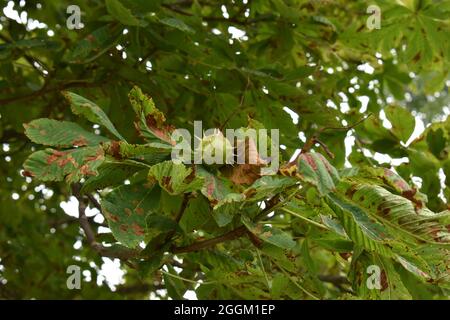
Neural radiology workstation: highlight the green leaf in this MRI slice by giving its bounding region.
[159,18,195,34]
[67,24,122,63]
[101,184,160,248]
[23,147,105,183]
[271,273,290,299]
[179,195,215,233]
[63,91,125,141]
[24,119,108,148]
[385,105,416,142]
[349,250,412,299]
[309,229,354,252]
[242,217,296,249]
[326,192,393,256]
[105,0,143,26]
[81,161,144,193]
[212,193,244,227]
[244,176,297,201]
[148,161,204,195]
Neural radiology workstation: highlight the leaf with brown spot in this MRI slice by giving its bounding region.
[128,86,175,145]
[148,161,203,195]
[101,184,160,248]
[24,118,108,148]
[24,146,105,183]
[63,91,125,140]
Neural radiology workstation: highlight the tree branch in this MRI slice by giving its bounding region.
[171,196,280,253]
[87,194,102,212]
[161,3,275,26]
[0,81,102,106]
[300,114,372,156]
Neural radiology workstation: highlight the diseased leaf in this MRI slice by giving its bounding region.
[349,250,412,299]
[159,18,195,34]
[326,192,393,256]
[128,86,175,145]
[81,161,145,193]
[102,140,171,164]
[148,161,204,195]
[23,146,105,183]
[281,152,340,195]
[336,179,450,244]
[63,91,125,141]
[242,217,296,249]
[105,0,143,26]
[101,184,160,248]
[197,166,234,204]
[24,119,108,148]
[244,176,297,201]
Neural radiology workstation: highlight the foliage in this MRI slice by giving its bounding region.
[0,0,449,300]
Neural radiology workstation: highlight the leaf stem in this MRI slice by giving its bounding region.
[281,207,330,230]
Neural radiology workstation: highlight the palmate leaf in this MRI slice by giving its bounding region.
[341,1,449,70]
[23,146,105,183]
[24,119,109,148]
[63,91,125,141]
[101,184,160,248]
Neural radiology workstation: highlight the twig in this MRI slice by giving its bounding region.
[158,193,190,251]
[161,3,275,26]
[220,76,251,131]
[172,225,248,253]
[87,194,102,212]
[0,81,102,106]
[300,113,372,155]
[172,196,280,253]
[320,113,373,133]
